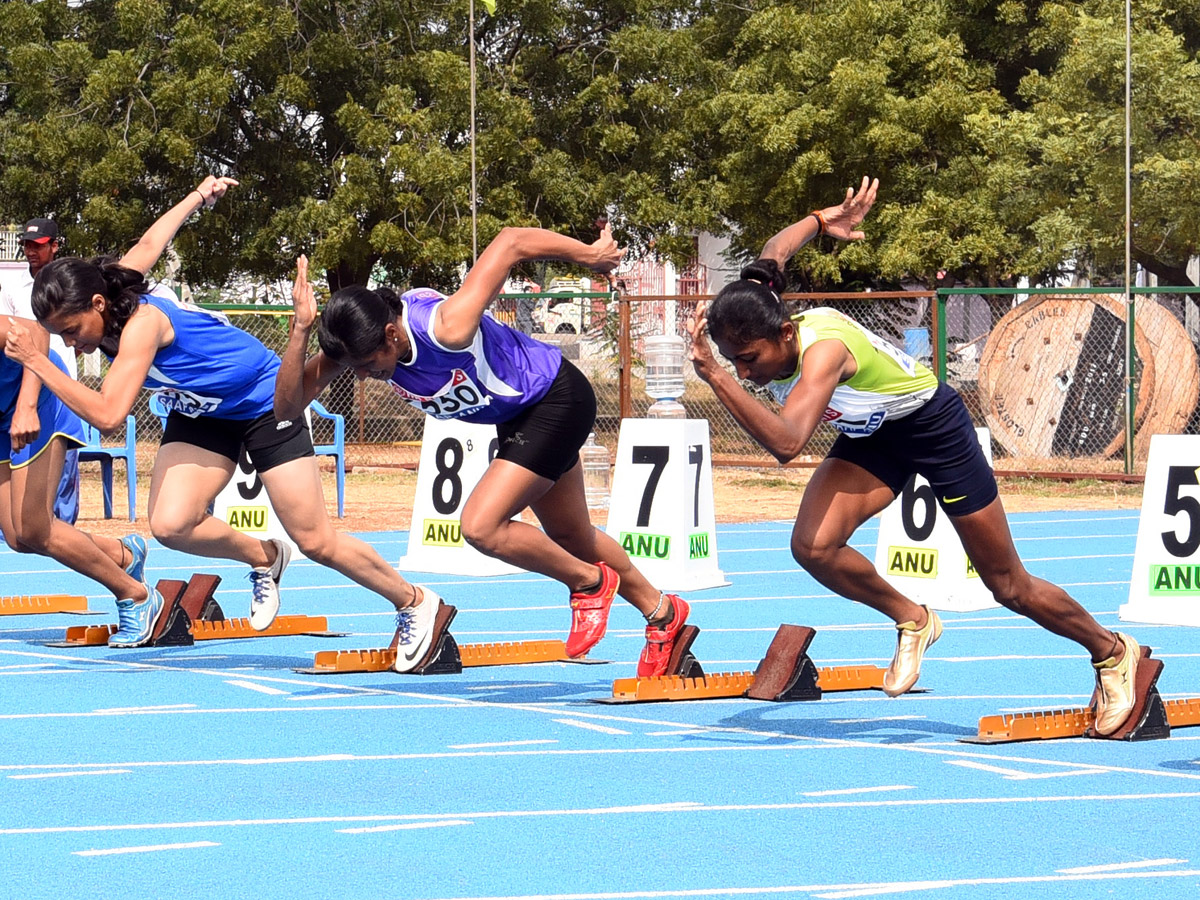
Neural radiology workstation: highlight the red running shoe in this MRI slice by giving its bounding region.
[565,562,620,657]
[637,594,690,677]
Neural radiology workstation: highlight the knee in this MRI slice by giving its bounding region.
[459,515,500,557]
[288,527,337,565]
[790,531,834,573]
[149,507,203,549]
[978,567,1028,612]
[12,519,50,554]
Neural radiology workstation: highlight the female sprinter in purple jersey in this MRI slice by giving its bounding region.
[276,227,691,675]
[686,177,1141,735]
[6,178,443,669]
[0,322,157,647]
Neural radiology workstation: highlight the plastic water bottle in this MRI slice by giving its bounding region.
[644,334,687,399]
[580,433,611,509]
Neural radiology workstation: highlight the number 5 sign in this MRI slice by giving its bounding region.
[606,418,728,591]
[872,428,999,612]
[398,416,523,576]
[1121,434,1200,627]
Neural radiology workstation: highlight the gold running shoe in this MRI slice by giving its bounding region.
[1092,632,1141,736]
[882,605,943,697]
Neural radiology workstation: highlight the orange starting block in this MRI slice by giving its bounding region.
[594,624,886,704]
[0,594,90,616]
[962,646,1192,743]
[295,604,607,675]
[46,574,344,648]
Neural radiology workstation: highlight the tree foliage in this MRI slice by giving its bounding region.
[1,0,1197,292]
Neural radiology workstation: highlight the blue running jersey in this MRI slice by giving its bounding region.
[388,289,563,425]
[135,294,279,420]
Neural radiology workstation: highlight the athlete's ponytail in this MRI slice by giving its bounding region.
[705,258,789,346]
[31,256,148,345]
[318,285,403,362]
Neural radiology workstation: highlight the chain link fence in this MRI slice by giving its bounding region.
[78,286,1200,478]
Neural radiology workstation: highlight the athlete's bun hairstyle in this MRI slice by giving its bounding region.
[31,256,148,343]
[705,258,789,346]
[318,285,404,362]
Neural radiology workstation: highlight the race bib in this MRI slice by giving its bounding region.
[153,387,223,418]
[391,369,491,419]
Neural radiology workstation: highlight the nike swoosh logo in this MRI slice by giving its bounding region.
[942,495,967,504]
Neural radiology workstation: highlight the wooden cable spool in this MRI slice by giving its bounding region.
[978,293,1166,460]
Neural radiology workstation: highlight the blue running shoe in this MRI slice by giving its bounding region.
[121,534,148,585]
[109,589,166,648]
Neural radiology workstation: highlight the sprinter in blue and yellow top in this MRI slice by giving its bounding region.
[6,177,443,668]
[686,177,1141,736]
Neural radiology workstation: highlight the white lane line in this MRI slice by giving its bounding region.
[947,760,1100,781]
[337,820,473,834]
[645,730,710,736]
[6,793,1199,836]
[10,770,131,780]
[553,718,630,735]
[467,684,557,691]
[94,704,196,713]
[448,740,558,749]
[224,680,290,696]
[812,869,1200,899]
[74,841,219,857]
[1058,858,1188,874]
[802,785,913,797]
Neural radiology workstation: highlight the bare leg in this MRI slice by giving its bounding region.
[261,457,418,609]
[9,438,144,601]
[790,457,927,626]
[951,496,1122,663]
[460,458,663,616]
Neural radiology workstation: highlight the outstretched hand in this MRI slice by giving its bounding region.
[291,255,318,332]
[817,176,879,241]
[195,175,239,209]
[587,223,624,274]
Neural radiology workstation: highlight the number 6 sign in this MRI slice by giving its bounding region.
[397,417,523,576]
[1121,434,1200,627]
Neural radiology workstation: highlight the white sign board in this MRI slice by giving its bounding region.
[606,418,727,591]
[212,445,302,559]
[873,428,998,612]
[1121,434,1200,627]
[398,417,522,576]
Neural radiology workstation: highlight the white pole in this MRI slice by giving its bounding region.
[1124,0,1134,472]
[469,0,478,262]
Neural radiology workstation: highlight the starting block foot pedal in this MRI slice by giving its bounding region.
[665,625,704,679]
[148,580,194,647]
[746,625,821,702]
[1087,648,1170,741]
[177,574,224,623]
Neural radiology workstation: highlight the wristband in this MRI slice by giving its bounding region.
[193,189,208,210]
[810,210,827,236]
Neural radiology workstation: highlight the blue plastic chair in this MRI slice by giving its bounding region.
[78,415,138,521]
[309,400,346,518]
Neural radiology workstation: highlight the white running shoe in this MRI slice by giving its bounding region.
[392,587,441,673]
[248,538,291,631]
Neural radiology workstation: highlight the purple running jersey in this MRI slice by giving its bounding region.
[388,289,563,424]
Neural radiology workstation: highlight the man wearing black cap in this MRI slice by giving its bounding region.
[0,217,80,524]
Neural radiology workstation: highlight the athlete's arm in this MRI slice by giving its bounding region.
[5,306,169,434]
[276,255,345,421]
[119,176,239,275]
[759,176,878,268]
[433,225,623,350]
[0,317,50,451]
[687,303,853,464]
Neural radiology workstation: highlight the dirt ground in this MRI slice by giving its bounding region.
[73,463,1143,541]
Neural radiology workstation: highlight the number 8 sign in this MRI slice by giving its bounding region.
[397,416,522,576]
[1121,434,1200,627]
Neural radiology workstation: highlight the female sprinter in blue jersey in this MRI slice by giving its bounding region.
[685,177,1140,735]
[6,177,443,670]
[275,228,690,676]
[0,319,157,646]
